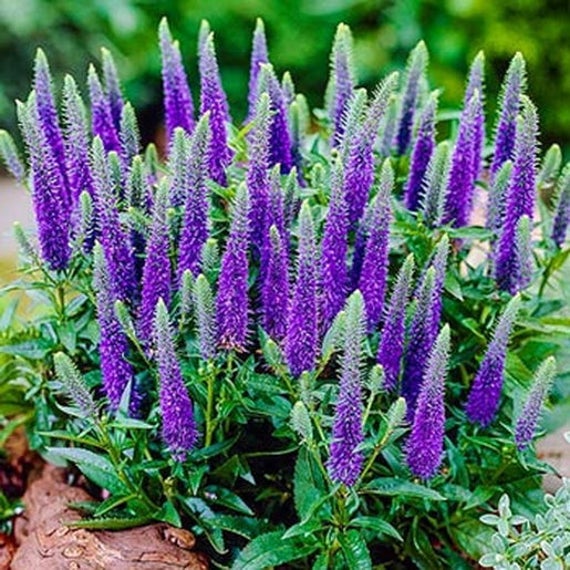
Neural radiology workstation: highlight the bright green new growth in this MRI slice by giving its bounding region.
[53,352,97,417]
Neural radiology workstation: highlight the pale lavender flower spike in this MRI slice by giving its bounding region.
[464,51,485,182]
[247,18,269,120]
[101,48,124,131]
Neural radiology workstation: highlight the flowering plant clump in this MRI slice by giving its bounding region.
[1,17,569,568]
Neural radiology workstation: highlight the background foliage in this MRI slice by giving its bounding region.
[0,0,568,148]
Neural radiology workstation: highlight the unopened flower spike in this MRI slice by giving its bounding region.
[321,159,349,329]
[159,18,195,141]
[466,295,521,426]
[420,141,451,227]
[328,23,356,146]
[395,41,429,155]
[153,298,198,461]
[193,274,217,360]
[177,114,212,280]
[379,95,398,157]
[404,91,438,211]
[338,88,367,163]
[168,127,190,208]
[93,242,136,412]
[0,130,25,183]
[443,90,481,227]
[515,357,556,450]
[119,102,141,166]
[88,64,121,154]
[358,159,394,332]
[378,254,415,391]
[486,160,513,234]
[138,179,172,344]
[490,52,527,176]
[262,225,290,341]
[406,324,450,480]
[53,352,98,418]
[494,96,539,293]
[328,290,366,487]
[17,95,71,271]
[199,29,232,185]
[537,144,562,189]
[101,48,124,131]
[216,184,251,351]
[285,201,318,377]
[281,71,295,107]
[551,164,570,247]
[257,63,293,173]
[247,18,269,120]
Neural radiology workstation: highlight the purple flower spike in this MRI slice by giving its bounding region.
[177,115,212,279]
[406,325,450,480]
[159,18,195,141]
[466,295,521,426]
[343,73,399,224]
[88,65,121,154]
[395,41,429,155]
[101,48,124,131]
[262,225,290,341]
[90,137,136,301]
[551,165,570,247]
[328,23,355,146]
[216,184,251,351]
[138,180,171,344]
[320,160,349,330]
[93,243,135,411]
[199,29,232,186]
[328,291,366,487]
[404,92,438,211]
[285,202,318,377]
[153,298,198,461]
[464,52,485,182]
[494,97,539,294]
[33,49,69,204]
[246,92,271,252]
[515,357,556,450]
[257,63,293,173]
[358,159,393,331]
[247,18,269,120]
[490,53,527,177]
[378,255,415,391]
[443,91,481,227]
[17,96,71,271]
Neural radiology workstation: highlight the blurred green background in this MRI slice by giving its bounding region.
[0,0,568,150]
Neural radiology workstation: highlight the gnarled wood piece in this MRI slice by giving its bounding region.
[11,464,208,569]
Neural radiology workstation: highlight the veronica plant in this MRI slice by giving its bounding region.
[1,19,569,570]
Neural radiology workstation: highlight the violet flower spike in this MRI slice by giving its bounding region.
[216,184,251,351]
[358,159,393,332]
[153,298,198,461]
[443,90,481,227]
[247,18,269,120]
[138,180,172,344]
[246,92,271,252]
[17,95,71,271]
[320,160,349,330]
[285,202,318,377]
[177,115,212,280]
[490,53,527,177]
[404,91,438,211]
[328,23,356,146]
[93,243,135,412]
[465,295,521,426]
[378,255,415,391]
[199,30,232,186]
[262,225,290,341]
[88,65,121,154]
[551,164,570,247]
[90,137,136,301]
[406,325,450,480]
[395,41,428,155]
[193,274,217,361]
[515,357,556,450]
[159,18,195,141]
[494,97,539,294]
[328,290,366,487]
[101,48,124,131]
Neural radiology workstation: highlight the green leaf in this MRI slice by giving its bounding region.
[157,501,182,527]
[293,447,328,520]
[349,516,403,541]
[65,514,153,530]
[204,486,254,516]
[232,531,318,570]
[209,515,273,540]
[0,339,53,360]
[47,447,127,494]
[338,530,372,570]
[362,477,446,501]
[94,493,138,517]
